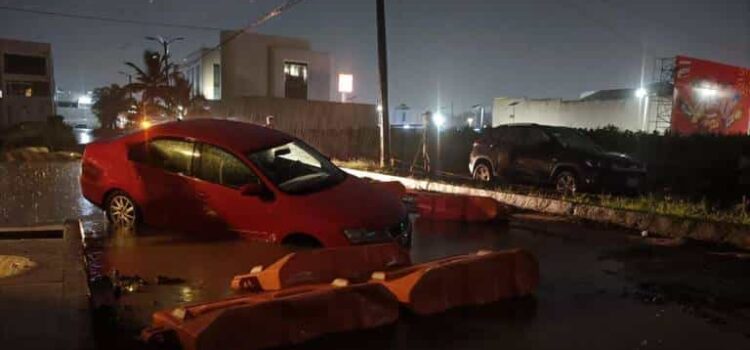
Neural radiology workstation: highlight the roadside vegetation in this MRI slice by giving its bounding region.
[0,116,78,153]
[337,124,750,226]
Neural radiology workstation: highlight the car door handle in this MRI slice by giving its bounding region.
[196,192,208,200]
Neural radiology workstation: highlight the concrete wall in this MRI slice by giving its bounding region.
[219,31,331,101]
[493,96,659,132]
[0,38,55,129]
[183,48,221,101]
[204,96,380,159]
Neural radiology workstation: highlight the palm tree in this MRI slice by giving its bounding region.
[167,72,208,118]
[92,84,134,130]
[125,50,170,118]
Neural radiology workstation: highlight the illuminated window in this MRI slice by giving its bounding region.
[213,64,221,100]
[283,61,308,99]
[6,81,50,97]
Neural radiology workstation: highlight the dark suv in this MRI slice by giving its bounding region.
[469,124,646,194]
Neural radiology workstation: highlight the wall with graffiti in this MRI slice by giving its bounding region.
[672,56,750,135]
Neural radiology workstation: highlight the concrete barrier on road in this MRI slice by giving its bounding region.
[144,282,400,350]
[231,243,411,292]
[343,168,750,251]
[372,249,539,315]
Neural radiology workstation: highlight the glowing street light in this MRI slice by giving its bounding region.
[433,112,446,128]
[635,88,647,98]
[77,95,93,106]
[467,117,474,126]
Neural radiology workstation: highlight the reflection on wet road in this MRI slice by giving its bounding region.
[2,161,750,349]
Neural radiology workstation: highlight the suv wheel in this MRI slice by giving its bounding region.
[555,171,578,195]
[473,163,493,182]
[106,192,138,228]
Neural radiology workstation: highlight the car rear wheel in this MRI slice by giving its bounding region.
[473,163,493,182]
[105,192,138,228]
[555,171,578,195]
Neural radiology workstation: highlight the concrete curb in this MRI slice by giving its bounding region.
[62,219,95,350]
[343,168,750,251]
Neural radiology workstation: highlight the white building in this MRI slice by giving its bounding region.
[182,32,332,102]
[493,86,667,132]
[0,38,55,129]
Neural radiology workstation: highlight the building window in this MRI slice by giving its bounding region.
[6,81,50,97]
[213,64,221,100]
[283,61,308,99]
[4,54,47,76]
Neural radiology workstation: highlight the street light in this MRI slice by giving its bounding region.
[145,36,184,59]
[635,87,647,98]
[433,112,446,128]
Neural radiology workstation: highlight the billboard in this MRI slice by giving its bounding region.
[672,55,750,135]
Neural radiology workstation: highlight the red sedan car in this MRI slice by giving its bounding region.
[80,119,411,248]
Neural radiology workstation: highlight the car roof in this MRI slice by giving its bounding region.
[493,123,574,131]
[146,119,295,153]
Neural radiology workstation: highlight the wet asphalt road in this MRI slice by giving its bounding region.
[1,161,750,350]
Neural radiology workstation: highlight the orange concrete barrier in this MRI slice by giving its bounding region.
[231,243,411,292]
[143,282,399,350]
[411,191,502,222]
[369,181,407,199]
[371,249,539,315]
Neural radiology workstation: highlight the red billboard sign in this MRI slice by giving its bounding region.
[672,55,750,135]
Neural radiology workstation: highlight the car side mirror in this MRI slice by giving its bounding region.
[240,182,264,196]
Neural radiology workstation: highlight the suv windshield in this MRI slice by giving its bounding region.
[548,128,603,154]
[247,141,346,194]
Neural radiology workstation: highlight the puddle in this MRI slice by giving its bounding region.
[0,255,37,278]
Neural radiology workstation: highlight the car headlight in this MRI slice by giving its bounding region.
[343,228,391,244]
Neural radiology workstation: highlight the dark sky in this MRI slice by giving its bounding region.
[1,0,749,113]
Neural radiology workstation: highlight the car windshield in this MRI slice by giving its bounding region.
[549,128,603,154]
[247,141,346,194]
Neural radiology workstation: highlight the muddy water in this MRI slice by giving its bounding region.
[2,161,749,350]
[0,162,100,226]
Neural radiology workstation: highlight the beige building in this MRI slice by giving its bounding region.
[182,32,332,102]
[493,86,669,133]
[0,38,55,129]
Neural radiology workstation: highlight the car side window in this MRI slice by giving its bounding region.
[149,139,195,175]
[521,128,551,148]
[499,127,522,147]
[195,144,259,189]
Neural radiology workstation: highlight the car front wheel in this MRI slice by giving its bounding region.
[473,163,493,182]
[555,171,578,195]
[106,192,138,228]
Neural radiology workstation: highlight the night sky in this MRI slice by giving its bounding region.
[1,0,748,113]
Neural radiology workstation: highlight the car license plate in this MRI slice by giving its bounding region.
[626,177,640,187]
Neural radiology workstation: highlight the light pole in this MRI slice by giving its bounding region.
[471,104,485,129]
[145,36,184,85]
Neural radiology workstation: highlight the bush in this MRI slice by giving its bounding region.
[581,126,750,203]
[0,116,77,152]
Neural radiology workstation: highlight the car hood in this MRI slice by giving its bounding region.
[288,175,406,230]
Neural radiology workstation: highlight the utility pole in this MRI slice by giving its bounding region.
[376,0,391,167]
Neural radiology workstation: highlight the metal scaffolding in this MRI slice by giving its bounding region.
[650,57,676,133]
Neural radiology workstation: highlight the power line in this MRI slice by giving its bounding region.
[0,5,226,31]
[201,0,307,60]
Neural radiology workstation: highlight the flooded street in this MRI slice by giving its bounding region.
[2,161,750,349]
